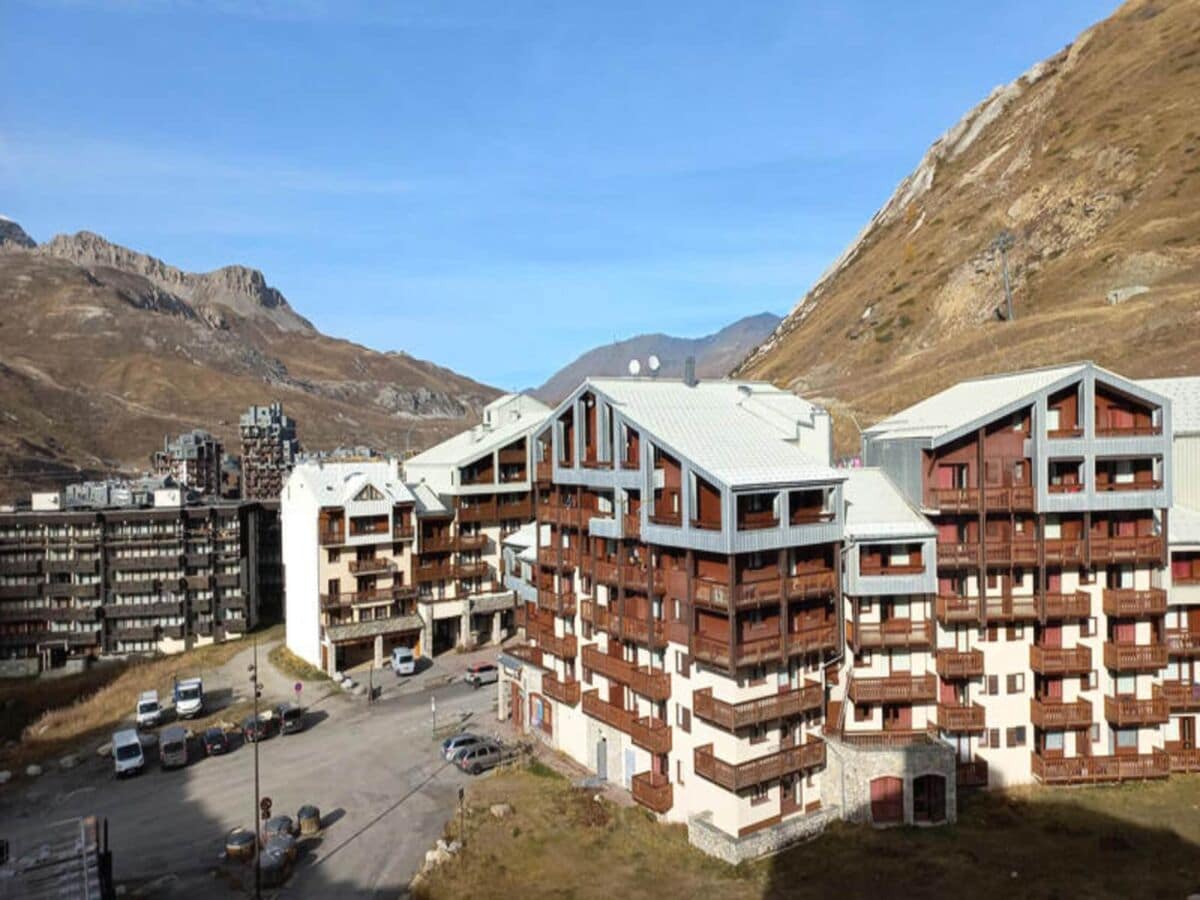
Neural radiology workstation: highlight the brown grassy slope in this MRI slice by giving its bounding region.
[0,251,499,499]
[736,0,1200,454]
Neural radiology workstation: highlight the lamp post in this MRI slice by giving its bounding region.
[248,638,263,900]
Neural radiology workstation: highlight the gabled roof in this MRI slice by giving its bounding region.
[410,482,450,517]
[287,459,415,507]
[842,468,935,540]
[1138,376,1200,435]
[580,378,840,489]
[404,393,551,469]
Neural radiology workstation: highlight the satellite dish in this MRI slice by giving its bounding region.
[647,355,661,375]
[627,359,642,376]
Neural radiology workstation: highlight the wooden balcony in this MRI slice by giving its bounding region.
[535,628,578,660]
[1095,480,1163,493]
[1166,629,1200,656]
[1102,588,1167,617]
[1031,749,1169,784]
[829,729,933,748]
[319,585,417,610]
[319,527,345,546]
[497,497,533,520]
[1160,680,1200,711]
[935,594,980,625]
[1103,642,1168,671]
[1042,591,1092,619]
[928,487,978,512]
[984,542,1039,567]
[956,757,989,788]
[847,673,937,704]
[593,559,619,586]
[1029,644,1092,675]
[735,509,777,532]
[542,674,581,706]
[535,461,553,482]
[452,560,490,580]
[937,543,979,568]
[414,562,452,581]
[936,702,986,732]
[630,715,672,754]
[458,502,499,524]
[581,689,634,734]
[1104,692,1169,726]
[693,740,825,791]
[1168,747,1200,773]
[393,524,416,541]
[936,648,984,679]
[692,682,823,731]
[1043,539,1085,566]
[623,513,641,539]
[784,570,838,600]
[421,534,454,553]
[455,533,488,552]
[982,594,1039,622]
[348,557,395,575]
[847,619,934,651]
[581,644,671,700]
[1090,535,1164,565]
[984,485,1034,511]
[608,614,668,649]
[631,771,673,814]
[1030,698,1093,730]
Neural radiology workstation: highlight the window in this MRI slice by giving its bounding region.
[1116,729,1138,750]
[676,705,691,733]
[1090,724,1101,743]
[854,650,872,669]
[750,784,770,806]
[986,624,999,643]
[984,728,1000,748]
[748,664,767,686]
[1044,731,1064,752]
[986,675,999,696]
[749,723,768,745]
[1083,670,1098,690]
[1006,624,1024,641]
[1006,726,1027,748]
[854,703,872,722]
[1082,617,1097,637]
[860,598,874,614]
[676,759,684,785]
[1006,673,1025,694]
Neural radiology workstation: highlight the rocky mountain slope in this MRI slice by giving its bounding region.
[535,312,780,403]
[0,223,498,498]
[736,0,1200,453]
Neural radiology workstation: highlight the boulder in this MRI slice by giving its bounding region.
[489,803,513,819]
[25,764,42,777]
[97,743,113,758]
[59,754,82,770]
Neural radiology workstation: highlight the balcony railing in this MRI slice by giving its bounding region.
[936,648,984,679]
[692,682,823,731]
[1168,747,1200,773]
[348,557,395,575]
[936,702,986,732]
[1101,588,1167,617]
[581,644,671,700]
[421,534,454,553]
[956,757,989,788]
[453,560,491,580]
[1160,681,1200,711]
[846,673,938,704]
[319,585,416,609]
[1029,644,1092,675]
[1103,642,1168,671]
[319,527,345,546]
[581,690,634,734]
[984,542,1039,567]
[1104,692,1169,726]
[508,643,544,668]
[984,485,1034,511]
[1095,424,1162,438]
[1090,535,1164,564]
[1030,698,1094,729]
[937,543,978,568]
[1031,749,1169,784]
[847,618,934,651]
[631,771,673,814]
[982,594,1039,622]
[928,487,977,512]
[393,524,416,540]
[1166,630,1200,656]
[542,674,581,706]
[1042,591,1092,619]
[630,715,672,754]
[455,533,488,552]
[1043,539,1085,565]
[693,740,825,791]
[535,628,578,660]
[785,570,837,600]
[935,594,980,624]
[623,513,641,539]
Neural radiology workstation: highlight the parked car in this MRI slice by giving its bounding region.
[391,646,416,676]
[441,732,485,762]
[463,662,498,688]
[202,727,230,756]
[276,703,305,735]
[455,740,510,775]
[159,725,189,769]
[112,728,145,777]
[136,690,162,728]
[242,714,274,743]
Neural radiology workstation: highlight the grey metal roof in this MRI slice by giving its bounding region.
[586,378,841,489]
[325,614,424,643]
[1139,376,1200,434]
[842,468,935,540]
[1171,504,1200,547]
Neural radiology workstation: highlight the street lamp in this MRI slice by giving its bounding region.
[248,639,264,900]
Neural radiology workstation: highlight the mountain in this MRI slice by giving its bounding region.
[735,0,1200,454]
[0,223,499,499]
[534,312,781,403]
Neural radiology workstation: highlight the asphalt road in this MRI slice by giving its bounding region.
[0,665,500,898]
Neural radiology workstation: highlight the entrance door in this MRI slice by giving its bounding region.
[1042,622,1063,649]
[780,775,802,817]
[870,777,904,824]
[912,774,946,824]
[511,681,523,729]
[623,748,636,789]
[1182,718,1196,750]
[883,704,912,731]
[596,736,608,780]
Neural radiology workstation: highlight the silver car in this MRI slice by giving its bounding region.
[455,740,509,775]
[441,732,485,762]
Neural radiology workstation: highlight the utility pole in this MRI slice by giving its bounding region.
[992,229,1015,322]
[249,638,263,900]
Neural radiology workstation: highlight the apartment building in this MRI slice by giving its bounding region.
[500,376,866,861]
[0,482,263,677]
[241,402,300,501]
[403,394,550,654]
[282,459,424,673]
[862,363,1175,787]
[151,429,224,497]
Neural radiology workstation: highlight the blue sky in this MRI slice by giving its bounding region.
[1,0,1117,390]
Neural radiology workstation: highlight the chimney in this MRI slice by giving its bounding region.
[683,356,697,387]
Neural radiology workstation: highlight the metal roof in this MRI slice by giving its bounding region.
[287,459,416,508]
[1171,504,1200,547]
[585,378,841,489]
[325,614,424,643]
[1139,376,1200,435]
[842,468,935,540]
[404,394,550,469]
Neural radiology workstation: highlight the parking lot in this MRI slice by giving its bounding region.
[0,643,506,898]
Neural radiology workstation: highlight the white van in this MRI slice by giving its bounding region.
[159,725,189,769]
[174,677,204,718]
[136,690,162,728]
[391,646,416,676]
[112,729,145,777]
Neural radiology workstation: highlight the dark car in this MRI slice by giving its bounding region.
[242,714,273,743]
[276,703,305,735]
[202,726,230,756]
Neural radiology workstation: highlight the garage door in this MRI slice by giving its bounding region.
[870,776,904,825]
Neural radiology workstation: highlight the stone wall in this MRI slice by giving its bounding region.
[821,736,957,826]
[687,807,840,865]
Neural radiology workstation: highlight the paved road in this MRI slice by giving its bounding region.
[0,655,502,898]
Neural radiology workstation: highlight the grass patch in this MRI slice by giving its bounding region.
[526,760,561,780]
[417,771,1200,900]
[2,624,282,769]
[267,643,330,683]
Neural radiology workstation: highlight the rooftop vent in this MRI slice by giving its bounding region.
[683,356,697,387]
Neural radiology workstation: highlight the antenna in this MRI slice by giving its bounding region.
[647,355,661,377]
[627,359,641,377]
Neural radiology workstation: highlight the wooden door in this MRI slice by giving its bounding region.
[1115,621,1136,644]
[1043,623,1063,649]
[870,777,904,825]
[883,704,912,731]
[780,775,801,817]
[1181,718,1196,750]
